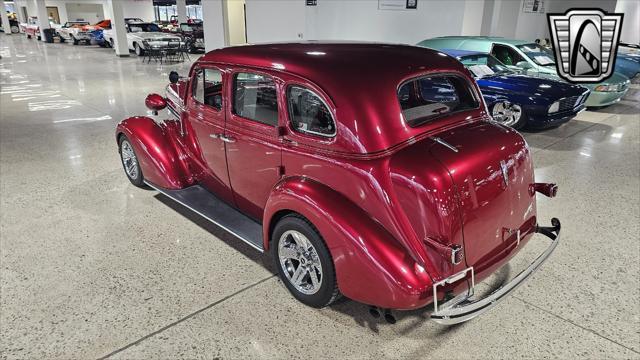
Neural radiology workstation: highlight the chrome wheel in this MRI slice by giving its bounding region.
[278,230,323,295]
[492,102,522,127]
[120,140,139,180]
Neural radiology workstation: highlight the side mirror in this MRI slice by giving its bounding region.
[169,71,180,84]
[516,61,532,69]
[145,93,167,115]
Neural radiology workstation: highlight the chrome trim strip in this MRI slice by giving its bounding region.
[430,218,560,325]
[144,181,265,253]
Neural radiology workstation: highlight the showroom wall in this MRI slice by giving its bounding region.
[245,0,306,42]
[13,0,154,24]
[616,0,640,44]
[64,2,104,23]
[246,0,469,44]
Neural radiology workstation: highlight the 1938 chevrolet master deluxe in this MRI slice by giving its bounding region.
[116,43,561,324]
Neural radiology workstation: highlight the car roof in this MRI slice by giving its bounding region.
[430,36,530,45]
[440,49,487,57]
[198,42,480,154]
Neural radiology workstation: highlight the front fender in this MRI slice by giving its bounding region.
[263,176,435,310]
[116,116,192,189]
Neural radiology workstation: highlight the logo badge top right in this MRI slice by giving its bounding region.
[548,9,624,83]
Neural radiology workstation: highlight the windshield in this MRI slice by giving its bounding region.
[458,54,512,78]
[517,43,556,66]
[128,23,161,33]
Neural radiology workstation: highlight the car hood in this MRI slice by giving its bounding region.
[524,68,629,89]
[477,73,587,99]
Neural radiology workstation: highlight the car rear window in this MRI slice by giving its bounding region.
[398,75,479,127]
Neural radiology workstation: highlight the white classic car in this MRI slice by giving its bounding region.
[55,21,91,44]
[103,22,182,56]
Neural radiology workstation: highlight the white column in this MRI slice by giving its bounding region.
[0,0,12,35]
[106,0,130,57]
[34,0,49,41]
[202,0,226,51]
[176,0,187,23]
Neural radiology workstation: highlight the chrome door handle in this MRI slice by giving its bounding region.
[209,133,219,139]
[219,135,236,143]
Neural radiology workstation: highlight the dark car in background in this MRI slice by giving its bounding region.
[176,22,204,53]
[443,49,589,129]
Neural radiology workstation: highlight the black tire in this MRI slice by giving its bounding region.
[135,43,144,56]
[272,214,340,308]
[59,35,65,43]
[72,35,78,45]
[11,25,19,34]
[512,111,528,130]
[118,136,145,187]
[26,34,31,39]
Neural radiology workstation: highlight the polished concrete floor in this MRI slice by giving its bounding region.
[0,35,638,359]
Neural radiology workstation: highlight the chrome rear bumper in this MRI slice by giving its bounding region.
[430,218,561,325]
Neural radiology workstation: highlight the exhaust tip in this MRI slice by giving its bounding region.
[369,306,381,318]
[384,310,397,324]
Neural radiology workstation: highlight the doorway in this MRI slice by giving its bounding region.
[46,7,60,24]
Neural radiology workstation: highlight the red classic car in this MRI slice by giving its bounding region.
[116,43,561,324]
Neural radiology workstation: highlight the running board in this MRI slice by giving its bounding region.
[145,182,264,252]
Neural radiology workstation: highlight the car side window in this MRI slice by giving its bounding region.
[286,86,335,137]
[491,44,524,66]
[397,75,478,127]
[233,72,278,127]
[192,68,223,110]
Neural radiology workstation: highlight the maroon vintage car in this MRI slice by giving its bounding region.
[116,43,560,324]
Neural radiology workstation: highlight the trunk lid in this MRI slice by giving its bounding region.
[429,121,537,271]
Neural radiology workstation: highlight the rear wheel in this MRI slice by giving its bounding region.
[10,25,19,34]
[119,136,145,187]
[273,215,340,308]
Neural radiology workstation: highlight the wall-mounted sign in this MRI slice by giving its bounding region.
[379,0,418,11]
[523,0,544,13]
[306,0,317,6]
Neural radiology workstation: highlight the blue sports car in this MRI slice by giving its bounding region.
[89,29,107,47]
[442,49,590,129]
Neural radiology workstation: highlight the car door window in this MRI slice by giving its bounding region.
[286,86,335,137]
[491,44,524,66]
[192,68,223,110]
[233,72,278,127]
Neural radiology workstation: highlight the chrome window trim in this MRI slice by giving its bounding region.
[286,85,337,138]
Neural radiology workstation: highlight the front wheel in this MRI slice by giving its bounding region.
[491,101,527,129]
[135,43,144,56]
[119,136,145,187]
[72,35,79,45]
[273,215,340,308]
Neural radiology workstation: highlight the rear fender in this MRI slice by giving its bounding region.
[264,176,436,309]
[116,116,193,189]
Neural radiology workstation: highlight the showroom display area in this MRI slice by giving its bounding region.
[0,0,639,359]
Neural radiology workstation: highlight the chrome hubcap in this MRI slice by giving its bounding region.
[492,102,522,127]
[120,140,139,180]
[278,230,323,295]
